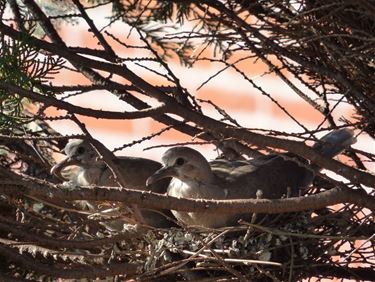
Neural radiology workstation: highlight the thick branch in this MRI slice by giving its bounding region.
[0,171,373,214]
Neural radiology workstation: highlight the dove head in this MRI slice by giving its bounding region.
[63,139,97,165]
[146,147,214,186]
[50,139,98,178]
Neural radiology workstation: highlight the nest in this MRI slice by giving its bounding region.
[0,148,374,281]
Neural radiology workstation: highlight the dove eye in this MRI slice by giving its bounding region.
[175,157,185,166]
[76,146,85,155]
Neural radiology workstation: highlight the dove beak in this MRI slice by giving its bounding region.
[146,166,176,186]
[50,157,80,179]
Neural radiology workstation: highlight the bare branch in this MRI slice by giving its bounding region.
[0,81,167,119]
[71,0,117,59]
[0,172,373,215]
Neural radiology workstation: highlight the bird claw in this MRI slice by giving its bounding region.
[61,180,79,191]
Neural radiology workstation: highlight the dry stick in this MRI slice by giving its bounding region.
[140,257,196,280]
[159,230,230,276]
[241,223,365,241]
[191,229,248,281]
[288,236,295,282]
[243,189,263,242]
[343,233,375,261]
[113,123,178,152]
[182,250,283,267]
[253,264,282,282]
[205,246,248,281]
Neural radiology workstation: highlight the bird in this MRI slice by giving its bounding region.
[146,129,356,228]
[50,139,175,229]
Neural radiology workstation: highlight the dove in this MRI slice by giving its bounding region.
[51,139,174,229]
[146,129,356,228]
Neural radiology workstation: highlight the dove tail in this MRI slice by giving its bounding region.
[313,128,356,158]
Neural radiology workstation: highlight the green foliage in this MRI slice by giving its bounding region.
[0,31,63,129]
[110,0,193,23]
[0,37,32,129]
[109,0,196,65]
[81,1,230,65]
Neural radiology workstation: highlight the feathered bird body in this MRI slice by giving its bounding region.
[51,140,173,228]
[147,129,356,228]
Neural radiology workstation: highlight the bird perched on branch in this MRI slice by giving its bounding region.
[51,139,174,229]
[146,129,356,228]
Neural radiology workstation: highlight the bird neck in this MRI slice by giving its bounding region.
[170,177,223,200]
[80,162,106,170]
[77,163,107,185]
[193,162,214,184]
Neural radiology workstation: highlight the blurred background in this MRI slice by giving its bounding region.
[44,3,372,165]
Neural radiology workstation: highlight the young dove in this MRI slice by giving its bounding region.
[146,129,356,228]
[51,139,174,229]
